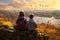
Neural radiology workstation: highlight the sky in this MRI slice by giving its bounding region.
[0,0,60,10]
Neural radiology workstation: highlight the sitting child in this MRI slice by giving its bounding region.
[26,14,37,31]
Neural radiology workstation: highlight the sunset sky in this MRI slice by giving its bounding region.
[0,0,60,10]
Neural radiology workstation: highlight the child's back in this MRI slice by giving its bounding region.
[27,19,37,30]
[26,14,37,31]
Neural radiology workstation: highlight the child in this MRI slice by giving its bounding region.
[14,11,27,31]
[26,14,37,31]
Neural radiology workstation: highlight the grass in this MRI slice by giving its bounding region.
[0,23,60,40]
[0,30,42,40]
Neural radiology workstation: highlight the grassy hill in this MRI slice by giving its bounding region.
[0,10,60,40]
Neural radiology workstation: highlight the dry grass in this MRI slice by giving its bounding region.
[36,23,60,40]
[0,23,60,40]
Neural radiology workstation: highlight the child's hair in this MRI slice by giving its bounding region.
[29,14,34,19]
[19,11,25,17]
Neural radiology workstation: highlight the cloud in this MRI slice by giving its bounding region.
[0,0,60,10]
[0,0,12,3]
[0,2,14,10]
[12,0,60,10]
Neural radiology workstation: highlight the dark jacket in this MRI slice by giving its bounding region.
[16,16,26,30]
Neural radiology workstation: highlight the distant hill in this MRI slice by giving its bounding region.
[0,10,60,21]
[25,10,60,19]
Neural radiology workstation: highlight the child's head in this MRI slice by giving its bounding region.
[19,11,25,17]
[29,14,34,19]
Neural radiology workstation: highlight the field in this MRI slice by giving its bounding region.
[0,10,60,40]
[0,23,60,40]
